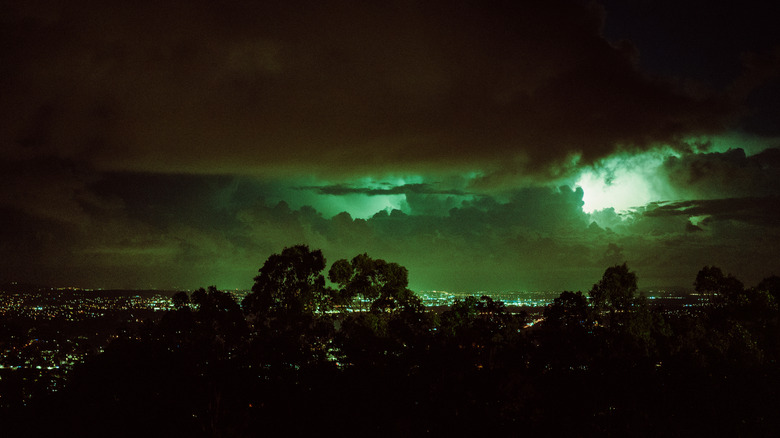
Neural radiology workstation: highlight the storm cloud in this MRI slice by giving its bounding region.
[1,0,740,181]
[1,0,779,291]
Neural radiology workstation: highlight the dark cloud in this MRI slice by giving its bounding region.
[2,1,779,291]
[685,221,704,233]
[643,197,780,227]
[2,164,778,291]
[599,242,625,266]
[601,0,780,86]
[0,176,599,290]
[741,74,780,136]
[300,183,469,197]
[0,156,110,226]
[661,148,780,199]
[0,0,739,183]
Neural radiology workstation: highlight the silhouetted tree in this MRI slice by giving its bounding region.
[241,245,333,370]
[690,267,778,369]
[536,291,595,372]
[694,265,744,306]
[191,287,208,307]
[9,249,780,437]
[243,245,328,319]
[439,296,480,337]
[328,254,379,309]
[543,291,591,332]
[172,291,190,308]
[155,286,247,363]
[329,253,422,313]
[757,275,780,302]
[589,263,638,328]
[328,253,432,370]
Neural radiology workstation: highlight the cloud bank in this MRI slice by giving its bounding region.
[2,1,779,291]
[2,0,739,183]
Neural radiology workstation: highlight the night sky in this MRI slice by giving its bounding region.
[2,0,779,292]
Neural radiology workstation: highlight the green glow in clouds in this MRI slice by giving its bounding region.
[575,149,678,213]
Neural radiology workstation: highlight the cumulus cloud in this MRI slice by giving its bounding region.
[3,164,778,291]
[643,197,780,227]
[300,183,470,197]
[3,1,779,291]
[661,147,780,200]
[0,172,598,290]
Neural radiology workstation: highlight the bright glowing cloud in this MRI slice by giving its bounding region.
[575,149,680,213]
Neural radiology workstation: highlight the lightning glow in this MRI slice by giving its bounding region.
[575,149,680,213]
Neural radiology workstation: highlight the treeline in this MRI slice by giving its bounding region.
[5,245,780,437]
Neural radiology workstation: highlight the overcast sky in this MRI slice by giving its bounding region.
[2,0,779,292]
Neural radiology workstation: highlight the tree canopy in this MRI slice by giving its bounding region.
[328,252,422,313]
[242,244,328,318]
[5,252,780,437]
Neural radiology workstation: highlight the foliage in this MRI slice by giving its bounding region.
[543,290,591,332]
[590,263,637,316]
[5,254,780,437]
[243,244,328,318]
[328,253,422,313]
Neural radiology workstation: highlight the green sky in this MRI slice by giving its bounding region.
[1,0,779,292]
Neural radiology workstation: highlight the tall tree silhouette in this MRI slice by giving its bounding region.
[328,253,422,313]
[328,252,429,369]
[589,263,638,328]
[241,245,333,370]
[243,245,328,318]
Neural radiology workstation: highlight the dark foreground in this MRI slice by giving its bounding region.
[2,247,779,437]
